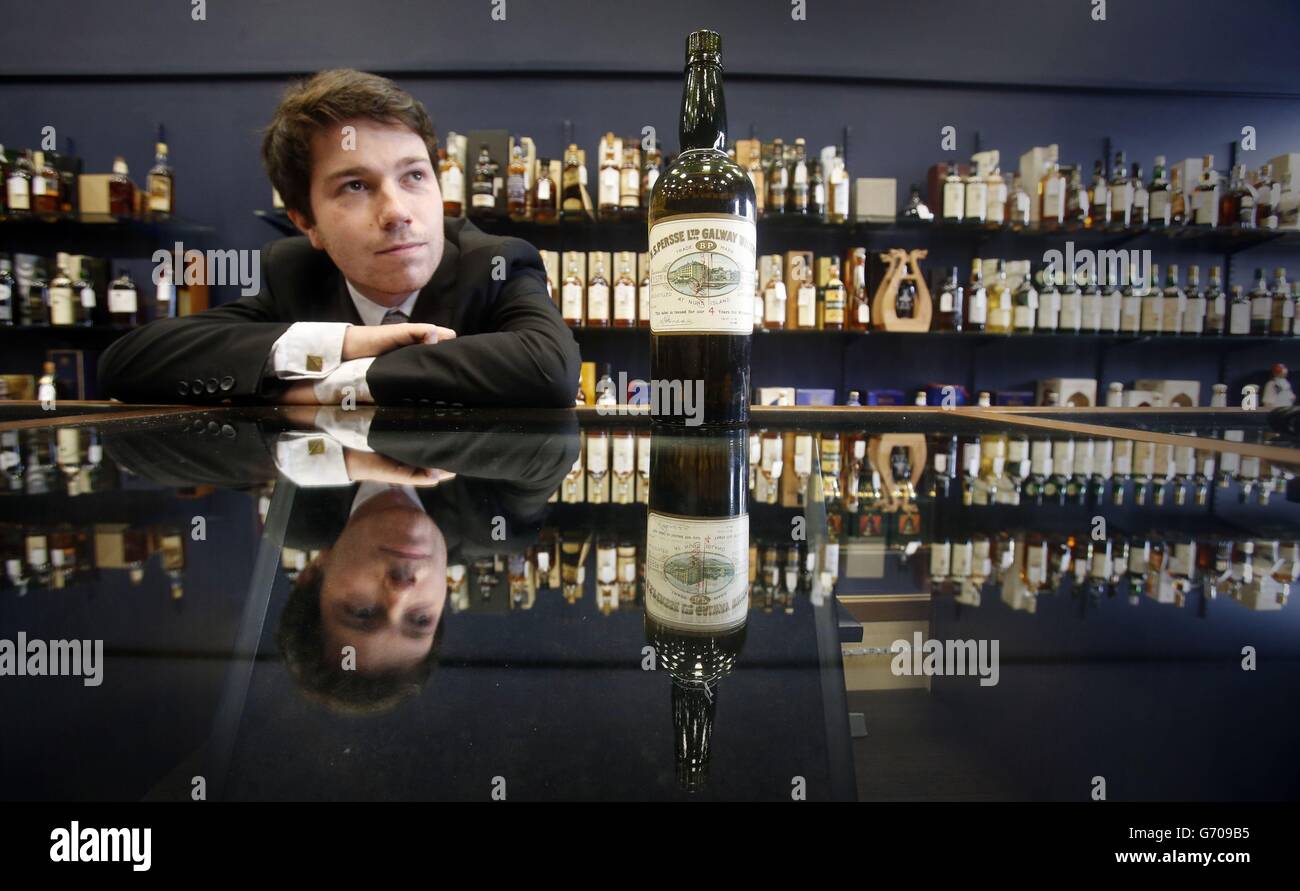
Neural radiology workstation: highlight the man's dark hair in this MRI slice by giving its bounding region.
[261,68,439,224]
[276,559,444,716]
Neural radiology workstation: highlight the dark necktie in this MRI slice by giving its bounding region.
[381,309,409,325]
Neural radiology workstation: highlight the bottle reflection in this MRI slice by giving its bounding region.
[643,429,749,791]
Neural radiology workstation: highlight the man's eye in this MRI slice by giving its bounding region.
[410,613,433,628]
[407,170,425,182]
[343,180,366,193]
[347,604,379,619]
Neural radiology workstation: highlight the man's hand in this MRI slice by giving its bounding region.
[342,323,456,360]
[343,449,456,487]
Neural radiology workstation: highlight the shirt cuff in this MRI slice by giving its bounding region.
[311,406,375,451]
[311,357,375,405]
[273,432,352,487]
[268,322,351,379]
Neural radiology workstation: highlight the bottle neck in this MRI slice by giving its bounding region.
[679,60,727,153]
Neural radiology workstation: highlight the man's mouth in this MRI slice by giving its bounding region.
[377,241,426,256]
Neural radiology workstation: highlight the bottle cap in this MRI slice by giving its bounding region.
[686,30,721,59]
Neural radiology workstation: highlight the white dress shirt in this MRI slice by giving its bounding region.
[266,281,421,404]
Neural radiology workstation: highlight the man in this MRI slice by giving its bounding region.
[98,69,580,408]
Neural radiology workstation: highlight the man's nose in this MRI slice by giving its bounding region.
[376,180,412,228]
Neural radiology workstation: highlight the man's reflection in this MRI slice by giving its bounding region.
[104,406,578,715]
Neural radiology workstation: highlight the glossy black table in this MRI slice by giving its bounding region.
[0,404,1297,802]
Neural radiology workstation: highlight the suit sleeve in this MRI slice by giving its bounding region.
[364,265,581,408]
[97,246,293,405]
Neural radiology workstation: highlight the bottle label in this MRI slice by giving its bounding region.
[796,284,815,327]
[1251,295,1272,320]
[833,181,849,216]
[1012,305,1034,329]
[1184,296,1206,333]
[939,290,954,312]
[968,290,987,324]
[80,287,96,309]
[614,282,636,320]
[561,282,583,319]
[148,175,172,212]
[7,177,30,210]
[1100,293,1121,331]
[442,167,464,202]
[1140,295,1164,331]
[649,214,756,335]
[599,167,620,205]
[534,177,549,202]
[1193,190,1217,225]
[943,182,964,218]
[1074,295,1096,330]
[1149,191,1170,222]
[1229,301,1251,334]
[824,287,845,324]
[1120,295,1142,331]
[638,283,650,322]
[587,283,609,321]
[49,286,75,325]
[108,288,137,314]
[645,511,750,631]
[620,168,640,205]
[612,437,634,475]
[471,191,495,208]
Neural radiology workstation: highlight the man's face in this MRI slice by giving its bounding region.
[291,117,444,304]
[317,489,448,673]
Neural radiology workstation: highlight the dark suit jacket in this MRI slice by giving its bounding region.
[97,218,581,408]
[103,411,580,563]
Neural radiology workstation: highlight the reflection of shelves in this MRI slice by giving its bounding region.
[0,212,215,256]
[546,500,806,538]
[570,326,1300,345]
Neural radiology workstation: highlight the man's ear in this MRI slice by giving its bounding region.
[286,208,324,249]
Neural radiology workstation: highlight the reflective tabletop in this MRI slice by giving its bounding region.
[1,405,1297,801]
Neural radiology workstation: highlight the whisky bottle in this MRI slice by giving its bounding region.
[506,142,529,221]
[766,137,787,214]
[619,141,642,216]
[598,132,621,219]
[1140,266,1165,334]
[72,260,95,327]
[107,270,137,330]
[827,147,850,223]
[1006,173,1031,229]
[1193,155,1220,227]
[48,260,75,327]
[1064,164,1089,229]
[808,160,826,218]
[1161,264,1186,336]
[1108,151,1130,227]
[986,259,1012,333]
[1183,265,1207,336]
[793,255,816,328]
[1270,268,1293,335]
[985,166,1007,227]
[1255,164,1278,229]
[0,259,14,327]
[1129,162,1148,226]
[1087,159,1110,229]
[438,147,464,217]
[613,256,637,327]
[942,161,964,223]
[638,258,651,327]
[1249,268,1272,335]
[822,256,846,330]
[1227,284,1251,335]
[1204,266,1226,334]
[1170,165,1187,226]
[32,151,61,216]
[560,256,583,327]
[964,161,987,224]
[532,157,557,223]
[1011,264,1037,333]
[789,137,809,214]
[469,144,499,218]
[561,143,588,220]
[1041,267,1065,333]
[146,129,174,216]
[6,150,32,215]
[965,258,988,332]
[26,267,49,326]
[1148,156,1171,226]
[848,249,870,329]
[762,255,787,329]
[108,157,134,217]
[934,266,963,331]
[155,260,176,321]
[648,30,755,426]
[587,255,611,327]
[642,142,662,210]
[643,428,749,790]
[1228,164,1257,229]
[1098,265,1122,333]
[1119,263,1142,333]
[1062,266,1086,334]
[1039,161,1065,230]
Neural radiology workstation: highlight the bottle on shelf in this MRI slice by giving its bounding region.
[642,142,662,211]
[613,256,637,328]
[1129,162,1148,226]
[1255,164,1278,229]
[1148,155,1171,226]
[1204,266,1226,335]
[1182,265,1206,336]
[964,160,987,225]
[598,132,621,219]
[808,160,826,218]
[648,29,755,426]
[1249,268,1273,335]
[766,138,787,214]
[1064,164,1090,229]
[900,183,930,221]
[934,265,963,332]
[1269,268,1293,335]
[763,256,787,330]
[985,166,1007,227]
[789,138,809,214]
[469,143,499,219]
[1107,151,1129,228]
[146,127,174,217]
[1140,265,1165,335]
[108,157,134,217]
[1040,161,1066,230]
[848,249,870,330]
[986,260,1012,333]
[561,143,587,220]
[1227,284,1251,336]
[965,258,988,332]
[32,151,61,216]
[586,254,610,328]
[6,150,34,216]
[822,256,846,331]
[1088,159,1110,229]
[1011,264,1037,333]
[1060,266,1083,334]
[438,147,464,217]
[26,265,49,326]
[793,255,816,329]
[71,259,95,327]
[560,255,583,327]
[1193,154,1220,227]
[0,259,14,327]
[1006,173,1032,229]
[1224,163,1256,229]
[942,161,964,223]
[506,142,529,222]
[1098,263,1122,333]
[1161,264,1187,337]
[47,259,75,327]
[619,141,642,216]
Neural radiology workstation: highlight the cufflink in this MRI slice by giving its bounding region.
[308,438,325,455]
[307,355,323,372]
